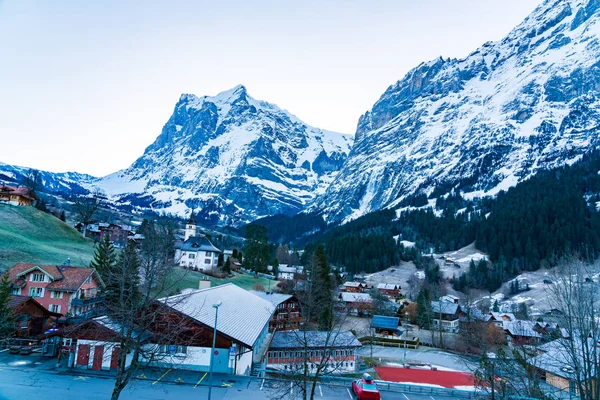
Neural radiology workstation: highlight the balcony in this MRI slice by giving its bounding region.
[71,295,104,307]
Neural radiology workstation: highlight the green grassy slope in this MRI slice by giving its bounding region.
[165,268,277,295]
[0,205,96,271]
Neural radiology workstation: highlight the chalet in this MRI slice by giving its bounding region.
[174,215,221,271]
[489,312,516,327]
[337,292,373,316]
[9,295,61,337]
[377,283,402,297]
[266,331,362,373]
[531,339,596,397]
[440,294,460,304]
[7,263,104,318]
[503,320,542,346]
[431,301,461,333]
[277,265,297,280]
[250,291,301,331]
[343,281,368,293]
[69,284,275,374]
[0,185,35,206]
[153,284,274,374]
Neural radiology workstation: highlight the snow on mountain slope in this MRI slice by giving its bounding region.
[96,85,353,225]
[311,0,600,223]
[0,163,97,196]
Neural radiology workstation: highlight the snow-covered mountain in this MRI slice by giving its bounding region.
[311,0,600,223]
[0,163,96,196]
[95,85,353,225]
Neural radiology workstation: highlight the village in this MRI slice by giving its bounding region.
[0,188,590,400]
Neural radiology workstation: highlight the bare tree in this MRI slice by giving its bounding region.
[74,189,104,238]
[68,220,199,400]
[544,260,600,400]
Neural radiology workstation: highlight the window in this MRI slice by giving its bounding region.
[162,345,187,354]
[30,273,45,282]
[204,259,211,264]
[11,288,21,295]
[189,253,195,259]
[49,304,61,313]
[29,287,44,298]
[206,252,212,257]
[51,291,63,299]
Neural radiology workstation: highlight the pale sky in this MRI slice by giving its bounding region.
[0,0,541,177]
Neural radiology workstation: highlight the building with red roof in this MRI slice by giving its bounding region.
[8,295,61,337]
[7,263,104,318]
[0,185,36,206]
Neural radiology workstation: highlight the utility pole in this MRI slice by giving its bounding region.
[208,301,222,400]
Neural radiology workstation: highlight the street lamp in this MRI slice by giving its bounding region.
[208,301,222,400]
[403,312,409,364]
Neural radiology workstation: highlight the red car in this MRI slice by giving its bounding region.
[352,373,381,400]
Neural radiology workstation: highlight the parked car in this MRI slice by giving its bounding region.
[352,373,381,400]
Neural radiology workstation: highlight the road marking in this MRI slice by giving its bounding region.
[346,388,353,399]
[430,396,436,400]
[176,377,184,383]
[137,373,147,379]
[403,394,410,400]
[194,372,207,388]
[152,369,171,385]
[319,384,323,397]
[74,376,88,381]
[221,381,233,387]
[260,378,265,390]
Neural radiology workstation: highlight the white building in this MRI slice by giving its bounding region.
[175,214,221,271]
[277,265,297,280]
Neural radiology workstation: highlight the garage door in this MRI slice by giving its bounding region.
[92,345,104,371]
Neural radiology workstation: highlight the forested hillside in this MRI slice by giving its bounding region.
[297,151,600,290]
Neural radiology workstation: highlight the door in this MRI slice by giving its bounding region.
[212,349,230,373]
[110,347,120,370]
[77,344,90,367]
[92,345,104,370]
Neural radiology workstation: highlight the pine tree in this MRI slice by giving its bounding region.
[59,210,66,222]
[217,253,224,267]
[416,287,432,329]
[493,300,499,312]
[243,225,269,273]
[0,273,14,339]
[104,240,141,314]
[312,245,333,330]
[90,233,117,279]
[223,257,231,274]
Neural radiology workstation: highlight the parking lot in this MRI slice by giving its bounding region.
[357,345,478,372]
[0,350,473,400]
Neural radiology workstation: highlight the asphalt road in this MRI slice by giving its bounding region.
[0,365,470,400]
[0,351,469,400]
[357,345,477,372]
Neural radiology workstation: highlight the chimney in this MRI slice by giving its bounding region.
[199,276,211,290]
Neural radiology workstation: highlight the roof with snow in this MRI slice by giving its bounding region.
[431,301,460,315]
[340,292,372,303]
[503,320,542,338]
[377,283,400,290]
[269,331,361,350]
[176,235,221,253]
[344,281,362,288]
[249,290,294,306]
[159,284,274,348]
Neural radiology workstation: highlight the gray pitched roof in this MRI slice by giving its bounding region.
[503,320,542,338]
[249,291,294,306]
[176,236,221,253]
[159,284,274,348]
[431,301,460,315]
[270,331,362,350]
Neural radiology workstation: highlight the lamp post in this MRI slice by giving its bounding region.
[208,301,222,400]
[403,312,409,364]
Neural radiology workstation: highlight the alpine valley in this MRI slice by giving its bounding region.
[2,0,600,228]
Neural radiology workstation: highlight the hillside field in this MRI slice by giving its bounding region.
[0,205,96,271]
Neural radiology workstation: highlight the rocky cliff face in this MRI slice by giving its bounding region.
[311,0,600,223]
[96,85,353,225]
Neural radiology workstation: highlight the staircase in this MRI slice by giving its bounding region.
[250,362,263,377]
